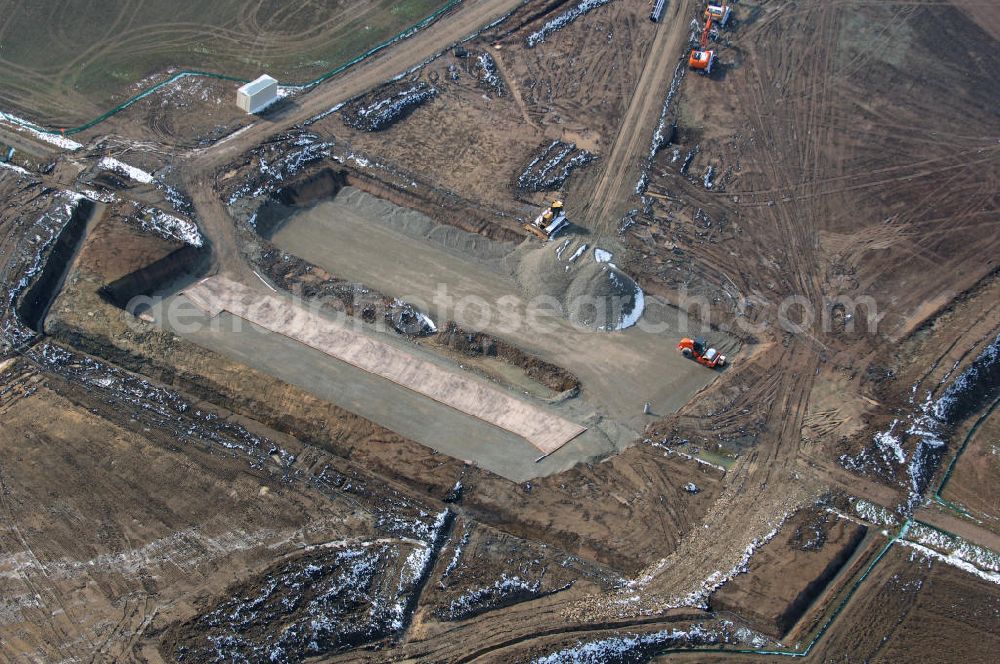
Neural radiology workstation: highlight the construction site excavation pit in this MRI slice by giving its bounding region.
[227,185,728,455]
[152,282,598,482]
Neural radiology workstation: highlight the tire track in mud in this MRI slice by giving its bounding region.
[648,352,819,607]
[0,4,993,663]
[734,147,998,201]
[0,467,100,662]
[3,342,470,659]
[251,2,1000,659]
[584,1,859,624]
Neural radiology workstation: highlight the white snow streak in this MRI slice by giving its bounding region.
[0,110,83,150]
[0,161,30,176]
[593,248,613,263]
[98,157,155,184]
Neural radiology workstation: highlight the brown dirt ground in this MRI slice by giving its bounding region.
[711,507,868,639]
[801,545,1000,663]
[306,0,660,219]
[81,76,255,148]
[938,407,1000,532]
[48,200,727,565]
[0,364,399,662]
[1,0,999,660]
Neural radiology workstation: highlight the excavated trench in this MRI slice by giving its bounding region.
[101,244,211,310]
[23,164,728,479]
[934,332,1000,425]
[252,167,349,239]
[256,169,647,334]
[17,198,95,333]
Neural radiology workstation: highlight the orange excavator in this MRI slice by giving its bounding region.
[689,4,730,74]
[677,337,727,368]
[688,15,716,74]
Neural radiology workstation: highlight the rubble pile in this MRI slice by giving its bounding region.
[342,82,438,132]
[517,141,595,192]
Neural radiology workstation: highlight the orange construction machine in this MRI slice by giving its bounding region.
[690,4,730,74]
[689,15,716,74]
[677,337,727,368]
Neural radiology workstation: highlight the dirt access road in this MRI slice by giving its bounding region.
[583,0,694,233]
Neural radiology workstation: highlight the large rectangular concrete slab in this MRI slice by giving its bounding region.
[184,276,586,455]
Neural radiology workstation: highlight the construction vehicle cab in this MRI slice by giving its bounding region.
[704,4,731,26]
[689,49,715,73]
[677,336,727,369]
[526,199,569,240]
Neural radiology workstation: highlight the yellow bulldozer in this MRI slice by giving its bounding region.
[525,199,569,240]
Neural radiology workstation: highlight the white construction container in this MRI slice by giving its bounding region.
[236,75,278,114]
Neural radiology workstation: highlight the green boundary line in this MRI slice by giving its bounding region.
[933,395,1000,518]
[644,397,1000,660]
[0,0,463,137]
[648,521,912,659]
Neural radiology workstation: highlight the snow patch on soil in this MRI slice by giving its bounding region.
[898,539,1000,585]
[874,419,906,464]
[907,522,1000,574]
[615,285,645,331]
[670,522,784,610]
[342,83,437,132]
[0,110,83,150]
[517,140,595,191]
[138,207,203,247]
[0,161,30,177]
[624,514,787,613]
[532,624,722,663]
[850,498,898,527]
[933,332,1000,423]
[567,243,588,262]
[444,574,543,620]
[226,134,332,205]
[526,0,616,48]
[29,343,296,469]
[840,381,951,516]
[439,525,471,587]
[554,238,571,260]
[98,157,154,184]
[475,52,506,97]
[80,189,117,203]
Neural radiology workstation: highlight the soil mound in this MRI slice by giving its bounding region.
[515,240,644,331]
[565,261,642,330]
